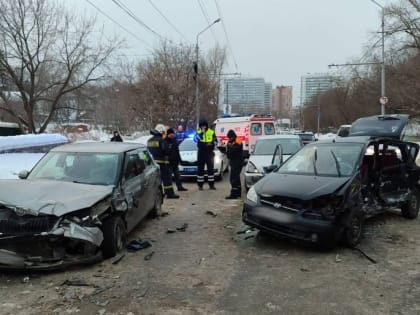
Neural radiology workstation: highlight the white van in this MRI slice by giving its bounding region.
[213,114,276,157]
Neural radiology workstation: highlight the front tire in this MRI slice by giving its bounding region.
[401,190,420,219]
[342,209,365,247]
[101,215,126,258]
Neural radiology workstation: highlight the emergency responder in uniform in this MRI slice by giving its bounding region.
[194,119,217,190]
[147,124,179,199]
[225,129,243,199]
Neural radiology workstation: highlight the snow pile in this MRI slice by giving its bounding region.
[0,134,68,152]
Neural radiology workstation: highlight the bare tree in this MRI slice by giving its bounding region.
[0,0,122,133]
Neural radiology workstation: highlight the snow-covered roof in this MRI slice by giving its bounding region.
[0,134,68,152]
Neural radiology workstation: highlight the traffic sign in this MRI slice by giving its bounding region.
[379,96,388,105]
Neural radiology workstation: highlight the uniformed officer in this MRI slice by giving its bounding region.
[147,124,179,199]
[194,119,217,190]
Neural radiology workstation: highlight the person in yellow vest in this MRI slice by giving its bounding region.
[194,119,217,190]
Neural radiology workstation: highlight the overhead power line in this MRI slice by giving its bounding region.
[85,0,154,50]
[197,0,218,43]
[214,0,239,72]
[147,0,188,42]
[111,0,166,41]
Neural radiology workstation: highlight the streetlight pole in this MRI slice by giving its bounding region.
[370,0,386,115]
[195,18,221,127]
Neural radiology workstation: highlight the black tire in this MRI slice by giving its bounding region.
[342,209,365,247]
[149,188,163,218]
[101,215,126,258]
[401,190,420,219]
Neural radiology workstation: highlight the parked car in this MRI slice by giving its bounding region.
[243,115,420,249]
[244,134,303,190]
[336,124,351,137]
[295,132,317,145]
[0,142,162,270]
[178,138,228,180]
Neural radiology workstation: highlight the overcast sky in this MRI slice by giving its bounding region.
[67,0,394,105]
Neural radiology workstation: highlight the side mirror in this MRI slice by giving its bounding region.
[18,170,29,179]
[263,165,277,173]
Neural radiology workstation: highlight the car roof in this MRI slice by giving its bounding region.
[350,114,409,139]
[257,134,301,140]
[50,141,146,153]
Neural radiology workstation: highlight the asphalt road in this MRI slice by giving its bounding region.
[1,174,420,315]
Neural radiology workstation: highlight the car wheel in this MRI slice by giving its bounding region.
[101,215,126,258]
[342,209,364,247]
[401,190,420,219]
[149,188,163,218]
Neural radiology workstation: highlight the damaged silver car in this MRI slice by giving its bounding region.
[0,142,162,270]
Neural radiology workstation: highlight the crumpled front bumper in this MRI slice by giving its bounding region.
[0,222,104,271]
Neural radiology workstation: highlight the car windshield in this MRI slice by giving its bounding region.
[277,142,364,177]
[179,139,197,151]
[254,138,301,155]
[28,151,120,185]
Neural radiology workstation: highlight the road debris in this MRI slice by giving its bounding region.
[144,251,155,261]
[205,210,217,217]
[167,228,176,233]
[353,247,377,264]
[300,268,309,272]
[21,276,30,283]
[126,239,152,251]
[176,223,188,232]
[111,254,125,265]
[237,226,254,234]
[335,254,342,263]
[60,278,91,287]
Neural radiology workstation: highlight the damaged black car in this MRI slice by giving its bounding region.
[0,142,162,270]
[243,115,420,248]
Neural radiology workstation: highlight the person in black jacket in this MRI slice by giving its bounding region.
[165,128,188,191]
[225,129,243,199]
[147,124,179,199]
[110,130,123,142]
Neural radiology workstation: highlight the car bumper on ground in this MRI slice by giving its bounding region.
[242,202,339,245]
[245,173,265,188]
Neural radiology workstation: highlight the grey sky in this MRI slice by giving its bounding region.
[67,0,394,105]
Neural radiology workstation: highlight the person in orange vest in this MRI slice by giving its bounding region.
[225,129,243,199]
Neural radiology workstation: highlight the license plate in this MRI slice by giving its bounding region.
[183,167,197,174]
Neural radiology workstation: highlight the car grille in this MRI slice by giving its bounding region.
[0,208,57,235]
[260,196,308,213]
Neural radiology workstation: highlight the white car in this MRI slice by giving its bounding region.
[178,138,228,180]
[244,134,303,189]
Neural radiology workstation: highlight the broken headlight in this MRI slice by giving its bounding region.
[246,186,259,204]
[313,195,343,218]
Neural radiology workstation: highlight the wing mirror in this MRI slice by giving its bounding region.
[18,170,29,179]
[263,144,283,173]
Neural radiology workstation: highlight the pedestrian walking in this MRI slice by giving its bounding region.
[194,119,217,190]
[110,130,123,142]
[147,124,179,199]
[165,128,188,192]
[175,125,186,144]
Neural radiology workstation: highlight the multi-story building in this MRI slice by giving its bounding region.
[272,85,293,118]
[300,73,340,105]
[222,77,272,115]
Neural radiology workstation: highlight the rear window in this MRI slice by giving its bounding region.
[251,123,262,136]
[264,123,275,135]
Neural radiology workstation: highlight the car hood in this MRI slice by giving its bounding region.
[180,150,197,162]
[249,155,291,172]
[0,179,113,216]
[254,173,349,199]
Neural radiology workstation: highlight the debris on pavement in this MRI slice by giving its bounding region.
[353,247,377,264]
[205,210,217,217]
[111,254,125,265]
[176,223,188,232]
[126,239,152,251]
[335,254,342,263]
[144,251,155,261]
[236,226,254,234]
[167,228,177,233]
[244,234,255,240]
[60,278,91,287]
[21,276,30,283]
[300,268,309,272]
